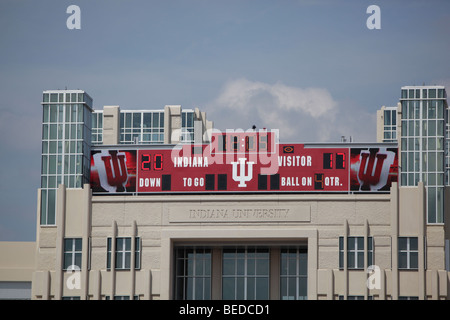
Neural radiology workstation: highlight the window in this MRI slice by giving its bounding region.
[107,237,141,270]
[173,246,308,300]
[181,111,195,143]
[339,237,373,269]
[63,238,82,270]
[120,111,164,144]
[280,248,307,300]
[398,237,418,269]
[429,89,436,98]
[222,247,269,300]
[384,109,391,125]
[382,108,397,142]
[401,89,407,99]
[91,112,103,144]
[174,248,211,300]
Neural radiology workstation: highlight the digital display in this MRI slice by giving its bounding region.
[135,143,350,193]
[211,131,275,154]
[141,153,163,171]
[89,135,398,194]
[323,152,345,169]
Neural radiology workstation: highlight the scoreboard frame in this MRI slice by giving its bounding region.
[90,140,398,195]
[136,144,349,193]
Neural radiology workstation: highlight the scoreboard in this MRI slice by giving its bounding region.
[136,144,348,193]
[90,132,398,194]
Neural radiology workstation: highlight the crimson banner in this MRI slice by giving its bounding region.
[90,150,137,193]
[349,147,398,192]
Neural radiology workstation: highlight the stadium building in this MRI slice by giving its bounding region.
[1,86,449,300]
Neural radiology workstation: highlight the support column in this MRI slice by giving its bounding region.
[364,219,369,300]
[307,229,318,300]
[211,248,222,300]
[164,105,182,144]
[391,182,399,300]
[343,219,348,299]
[130,220,136,299]
[55,184,66,300]
[43,271,51,300]
[270,248,280,300]
[93,270,101,300]
[380,269,386,300]
[102,106,120,145]
[418,182,426,300]
[327,269,334,300]
[81,185,91,300]
[110,221,117,299]
[144,269,152,300]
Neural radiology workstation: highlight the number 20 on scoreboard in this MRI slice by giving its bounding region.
[141,153,164,171]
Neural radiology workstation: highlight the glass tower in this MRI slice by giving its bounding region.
[40,90,93,225]
[399,86,448,224]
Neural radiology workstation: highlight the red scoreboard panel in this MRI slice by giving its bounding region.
[90,131,397,194]
[136,143,349,193]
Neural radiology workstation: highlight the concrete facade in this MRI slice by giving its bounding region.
[0,242,35,299]
[29,181,450,300]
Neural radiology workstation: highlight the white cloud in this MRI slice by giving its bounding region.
[206,78,377,143]
[214,78,336,117]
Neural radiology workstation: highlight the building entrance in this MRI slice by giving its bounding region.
[173,245,307,300]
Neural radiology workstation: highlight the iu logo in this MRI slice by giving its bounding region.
[231,158,254,187]
[357,149,395,191]
[93,150,129,192]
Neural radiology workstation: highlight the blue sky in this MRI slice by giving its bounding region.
[0,0,449,241]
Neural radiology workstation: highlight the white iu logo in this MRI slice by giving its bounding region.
[231,158,255,187]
